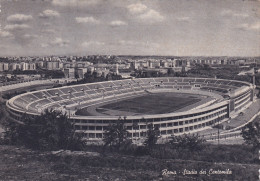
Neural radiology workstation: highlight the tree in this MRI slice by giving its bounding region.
[169,134,206,152]
[241,120,260,150]
[167,68,174,76]
[132,121,139,141]
[4,109,85,151]
[144,123,160,149]
[103,117,130,149]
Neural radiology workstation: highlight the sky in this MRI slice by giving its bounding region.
[0,0,259,57]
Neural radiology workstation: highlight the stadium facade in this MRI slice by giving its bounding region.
[6,77,254,140]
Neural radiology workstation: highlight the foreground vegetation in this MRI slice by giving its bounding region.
[3,109,85,151]
[0,143,259,181]
[1,109,260,180]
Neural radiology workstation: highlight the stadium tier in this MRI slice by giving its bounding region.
[6,77,255,140]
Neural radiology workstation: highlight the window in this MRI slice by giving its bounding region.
[167,130,172,134]
[127,120,133,123]
[96,133,102,138]
[96,126,102,130]
[154,118,160,122]
[140,125,146,129]
[133,133,139,137]
[161,123,166,127]
[74,125,80,130]
[161,130,166,135]
[89,126,95,130]
[89,133,95,138]
[140,132,146,137]
[82,126,88,130]
[168,123,173,127]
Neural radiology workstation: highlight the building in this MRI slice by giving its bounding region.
[21,62,29,71]
[36,61,44,68]
[10,63,17,71]
[59,62,64,69]
[0,63,4,72]
[77,68,87,79]
[28,63,36,70]
[64,68,75,78]
[3,63,9,71]
[87,66,95,74]
[47,61,59,70]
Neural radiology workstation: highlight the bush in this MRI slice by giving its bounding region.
[144,124,160,149]
[241,118,260,150]
[169,134,206,152]
[103,117,131,150]
[3,109,85,151]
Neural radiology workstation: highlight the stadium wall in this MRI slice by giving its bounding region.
[6,77,254,140]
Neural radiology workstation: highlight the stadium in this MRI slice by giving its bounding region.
[6,77,255,140]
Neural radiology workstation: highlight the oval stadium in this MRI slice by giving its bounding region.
[6,77,255,141]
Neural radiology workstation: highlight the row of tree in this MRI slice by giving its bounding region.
[3,109,260,152]
[102,118,206,153]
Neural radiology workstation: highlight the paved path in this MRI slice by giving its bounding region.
[197,99,260,142]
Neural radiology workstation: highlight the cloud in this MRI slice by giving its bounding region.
[250,22,260,30]
[75,17,100,24]
[176,17,191,22]
[0,30,13,38]
[41,29,56,34]
[40,43,49,48]
[23,34,38,39]
[127,3,147,14]
[52,0,100,7]
[7,14,33,23]
[50,37,70,47]
[221,10,249,18]
[39,9,60,18]
[139,9,164,23]
[127,3,164,23]
[110,20,127,26]
[82,41,105,47]
[118,40,159,48]
[238,22,260,30]
[4,24,30,31]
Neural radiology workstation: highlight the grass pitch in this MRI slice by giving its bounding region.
[98,92,201,115]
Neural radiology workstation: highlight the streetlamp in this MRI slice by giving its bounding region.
[133,121,139,143]
[217,116,220,145]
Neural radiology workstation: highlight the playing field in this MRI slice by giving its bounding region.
[76,92,203,116]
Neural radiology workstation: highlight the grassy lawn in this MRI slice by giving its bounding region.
[76,92,202,116]
[100,93,201,114]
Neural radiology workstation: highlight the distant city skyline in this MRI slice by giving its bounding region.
[0,0,259,57]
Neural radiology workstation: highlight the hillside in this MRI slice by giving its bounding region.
[0,144,258,181]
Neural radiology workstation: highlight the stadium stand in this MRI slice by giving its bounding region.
[6,77,255,140]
